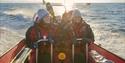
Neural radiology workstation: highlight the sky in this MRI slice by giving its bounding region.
[0,0,125,3]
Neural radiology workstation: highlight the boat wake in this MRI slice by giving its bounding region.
[0,27,23,56]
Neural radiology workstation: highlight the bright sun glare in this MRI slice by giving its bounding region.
[62,0,74,11]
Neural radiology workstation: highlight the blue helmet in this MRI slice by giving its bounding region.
[33,9,49,23]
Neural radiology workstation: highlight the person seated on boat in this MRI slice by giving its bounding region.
[25,9,51,48]
[25,9,51,63]
[71,9,95,43]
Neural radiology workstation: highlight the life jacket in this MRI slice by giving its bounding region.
[25,23,49,48]
[72,21,94,42]
[72,22,86,38]
[25,23,51,63]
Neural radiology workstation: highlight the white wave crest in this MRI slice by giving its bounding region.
[3,8,35,18]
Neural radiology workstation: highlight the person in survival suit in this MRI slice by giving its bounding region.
[71,9,95,43]
[25,9,51,63]
[70,9,95,63]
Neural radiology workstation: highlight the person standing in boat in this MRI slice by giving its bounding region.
[25,9,51,63]
[71,9,95,43]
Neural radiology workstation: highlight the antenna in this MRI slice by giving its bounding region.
[43,0,46,5]
[63,0,67,12]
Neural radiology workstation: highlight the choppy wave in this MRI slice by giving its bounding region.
[3,8,35,18]
[0,4,35,56]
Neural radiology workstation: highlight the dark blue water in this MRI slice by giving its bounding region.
[0,3,125,59]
